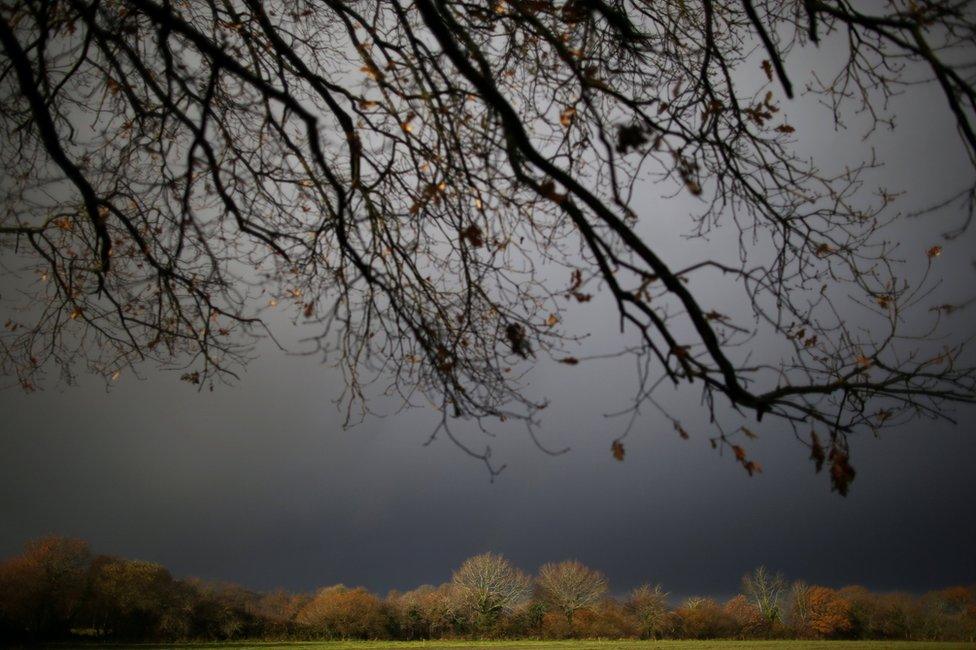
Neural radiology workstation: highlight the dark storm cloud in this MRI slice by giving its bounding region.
[0,352,973,598]
[1,36,975,601]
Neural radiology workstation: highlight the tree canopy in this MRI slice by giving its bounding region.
[1,0,974,491]
[3,538,976,642]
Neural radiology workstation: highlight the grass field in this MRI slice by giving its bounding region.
[55,641,976,649]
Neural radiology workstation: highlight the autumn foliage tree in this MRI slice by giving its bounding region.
[2,0,976,487]
[923,587,976,641]
[85,556,176,638]
[801,586,854,639]
[0,536,90,639]
[674,597,738,639]
[295,585,389,639]
[391,583,462,639]
[252,589,309,638]
[571,598,636,638]
[2,537,976,642]
[723,594,765,638]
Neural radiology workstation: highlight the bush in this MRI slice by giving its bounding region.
[675,597,738,639]
[571,599,636,638]
[296,585,389,639]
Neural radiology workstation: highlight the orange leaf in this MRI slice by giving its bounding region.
[401,112,416,133]
[611,440,625,461]
[539,180,566,204]
[675,422,690,439]
[810,431,825,472]
[828,447,856,496]
[559,106,576,127]
[461,224,484,248]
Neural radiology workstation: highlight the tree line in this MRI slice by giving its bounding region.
[0,536,973,642]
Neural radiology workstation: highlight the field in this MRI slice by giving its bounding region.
[58,641,976,649]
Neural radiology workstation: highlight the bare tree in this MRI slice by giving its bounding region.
[536,559,607,624]
[2,0,975,489]
[742,565,787,625]
[626,583,670,639]
[451,552,530,627]
[786,579,812,636]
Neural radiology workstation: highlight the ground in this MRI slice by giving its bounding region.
[52,640,975,649]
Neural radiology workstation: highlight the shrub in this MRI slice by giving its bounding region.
[296,585,389,639]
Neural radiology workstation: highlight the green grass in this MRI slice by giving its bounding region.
[51,641,976,649]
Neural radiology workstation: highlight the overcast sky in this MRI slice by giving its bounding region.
[1,32,975,601]
[1,328,973,599]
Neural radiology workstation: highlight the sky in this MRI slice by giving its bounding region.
[0,323,973,600]
[1,25,975,601]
